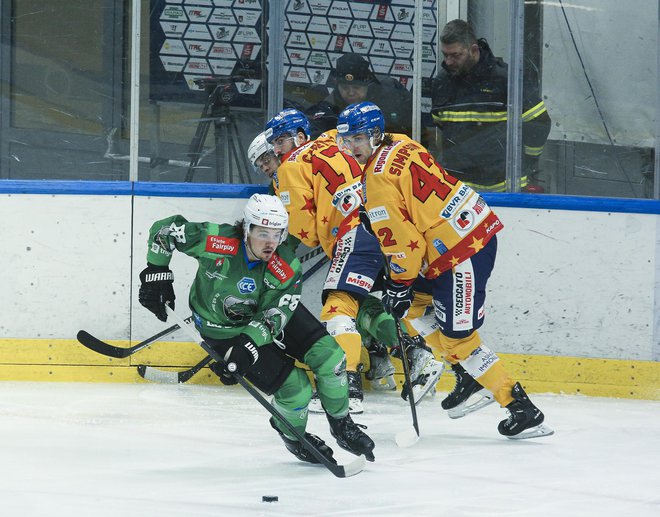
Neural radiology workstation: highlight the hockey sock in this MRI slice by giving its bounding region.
[321,292,362,371]
[304,335,350,417]
[271,368,313,439]
[460,344,516,406]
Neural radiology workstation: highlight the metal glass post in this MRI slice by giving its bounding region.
[506,0,524,192]
[129,0,141,183]
[654,0,660,200]
[412,0,424,142]
[267,2,284,121]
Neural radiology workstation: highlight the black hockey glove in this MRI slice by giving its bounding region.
[382,279,413,319]
[138,264,175,322]
[217,334,260,379]
[209,362,238,386]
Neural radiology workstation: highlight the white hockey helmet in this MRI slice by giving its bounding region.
[243,193,288,245]
[247,131,273,167]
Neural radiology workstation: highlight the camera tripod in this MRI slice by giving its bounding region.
[184,78,251,183]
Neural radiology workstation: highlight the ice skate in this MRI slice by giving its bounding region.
[393,335,444,405]
[442,363,495,418]
[326,413,375,461]
[365,340,396,391]
[347,370,364,414]
[498,383,554,440]
[270,418,336,464]
[402,342,444,405]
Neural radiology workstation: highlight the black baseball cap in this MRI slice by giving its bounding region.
[334,53,374,86]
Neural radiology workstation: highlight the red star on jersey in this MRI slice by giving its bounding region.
[298,229,309,239]
[328,305,338,313]
[399,207,412,222]
[407,240,420,251]
[321,216,329,224]
[302,196,315,215]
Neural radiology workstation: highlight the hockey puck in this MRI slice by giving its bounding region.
[262,495,278,503]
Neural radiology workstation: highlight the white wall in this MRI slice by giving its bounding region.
[1,193,658,361]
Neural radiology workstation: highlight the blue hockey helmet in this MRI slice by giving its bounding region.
[336,102,385,158]
[264,109,311,144]
[336,102,385,139]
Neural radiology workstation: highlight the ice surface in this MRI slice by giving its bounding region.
[0,381,658,516]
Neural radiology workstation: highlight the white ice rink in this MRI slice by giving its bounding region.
[1,381,658,517]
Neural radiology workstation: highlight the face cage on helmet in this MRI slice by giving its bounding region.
[267,115,310,145]
[336,128,380,159]
[253,151,278,173]
[243,222,288,248]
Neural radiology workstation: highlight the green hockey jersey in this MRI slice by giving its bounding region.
[146,216,302,345]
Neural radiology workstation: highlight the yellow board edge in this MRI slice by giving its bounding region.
[0,338,658,400]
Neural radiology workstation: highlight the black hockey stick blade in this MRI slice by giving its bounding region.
[138,355,213,384]
[77,316,193,359]
[165,305,365,478]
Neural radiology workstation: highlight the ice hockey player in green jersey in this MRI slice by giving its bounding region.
[138,193,375,464]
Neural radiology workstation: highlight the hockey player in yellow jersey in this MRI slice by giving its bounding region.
[335,101,553,439]
[262,109,443,413]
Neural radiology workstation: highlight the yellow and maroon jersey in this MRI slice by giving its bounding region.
[362,134,503,284]
[276,129,364,258]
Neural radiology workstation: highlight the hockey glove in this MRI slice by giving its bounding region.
[209,362,238,386]
[138,264,175,322]
[221,335,260,377]
[382,279,413,319]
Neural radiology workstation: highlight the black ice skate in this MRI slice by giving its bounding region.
[498,383,554,440]
[441,363,495,418]
[270,418,337,464]
[326,413,375,462]
[347,370,364,414]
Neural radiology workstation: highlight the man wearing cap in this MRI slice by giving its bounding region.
[307,53,412,137]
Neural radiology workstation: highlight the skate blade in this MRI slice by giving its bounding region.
[412,360,445,406]
[506,423,555,440]
[447,390,495,419]
[371,374,396,391]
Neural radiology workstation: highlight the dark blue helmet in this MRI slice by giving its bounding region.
[336,102,385,139]
[264,109,311,143]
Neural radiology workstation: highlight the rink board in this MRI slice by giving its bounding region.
[0,338,657,400]
[1,184,659,401]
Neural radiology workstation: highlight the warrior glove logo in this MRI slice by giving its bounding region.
[144,271,173,282]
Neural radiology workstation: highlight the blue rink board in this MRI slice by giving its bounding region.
[1,180,660,215]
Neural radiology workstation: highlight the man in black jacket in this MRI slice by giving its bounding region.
[307,53,413,138]
[430,19,551,192]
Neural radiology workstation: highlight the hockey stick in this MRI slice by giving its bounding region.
[137,355,213,384]
[297,245,325,263]
[383,256,420,448]
[76,316,193,359]
[165,305,366,478]
[137,254,331,384]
